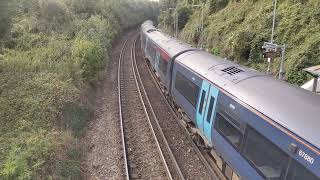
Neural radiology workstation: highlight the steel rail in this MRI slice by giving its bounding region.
[141,44,221,179]
[130,36,173,180]
[118,35,173,180]
[117,39,130,180]
[132,36,185,180]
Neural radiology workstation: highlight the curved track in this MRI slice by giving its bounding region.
[118,35,177,180]
[134,37,220,179]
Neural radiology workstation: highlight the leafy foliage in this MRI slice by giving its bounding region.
[0,0,158,179]
[159,0,320,85]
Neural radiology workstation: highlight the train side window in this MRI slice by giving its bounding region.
[215,113,242,150]
[159,56,168,75]
[148,44,156,60]
[151,47,156,60]
[286,159,318,180]
[174,72,199,107]
[198,90,206,114]
[206,97,215,122]
[242,126,289,180]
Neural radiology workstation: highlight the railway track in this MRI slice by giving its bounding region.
[117,34,180,180]
[134,37,220,179]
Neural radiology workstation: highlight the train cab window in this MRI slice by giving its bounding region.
[206,97,215,122]
[198,90,206,114]
[159,56,168,75]
[215,113,242,150]
[242,126,289,180]
[286,159,318,180]
[175,72,199,107]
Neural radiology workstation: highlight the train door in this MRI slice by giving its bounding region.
[196,80,219,144]
[196,80,210,132]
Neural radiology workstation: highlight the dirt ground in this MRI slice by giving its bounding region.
[80,31,134,180]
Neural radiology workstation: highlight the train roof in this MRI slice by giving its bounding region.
[141,22,194,57]
[154,36,195,57]
[176,51,320,150]
[141,20,157,33]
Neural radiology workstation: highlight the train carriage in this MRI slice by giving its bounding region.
[140,21,320,180]
[140,21,195,90]
[174,51,320,180]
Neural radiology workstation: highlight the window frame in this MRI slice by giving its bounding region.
[159,55,168,75]
[214,111,244,151]
[206,97,216,123]
[174,72,200,108]
[198,90,206,115]
[213,104,318,180]
[286,158,318,180]
[241,125,290,180]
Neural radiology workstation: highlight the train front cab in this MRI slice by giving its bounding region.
[171,65,320,180]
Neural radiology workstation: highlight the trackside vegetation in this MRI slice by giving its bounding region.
[0,0,157,179]
[158,0,320,85]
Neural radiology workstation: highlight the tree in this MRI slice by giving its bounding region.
[177,6,192,30]
[0,0,11,41]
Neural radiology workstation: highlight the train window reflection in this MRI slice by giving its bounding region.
[174,72,199,107]
[206,97,215,123]
[159,56,168,75]
[242,126,289,180]
[215,113,242,150]
[286,159,318,180]
[198,90,206,114]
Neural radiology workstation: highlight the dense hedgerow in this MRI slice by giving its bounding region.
[159,0,320,85]
[0,0,158,179]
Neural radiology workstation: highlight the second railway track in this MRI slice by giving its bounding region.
[133,37,219,179]
[117,33,219,180]
[118,34,179,180]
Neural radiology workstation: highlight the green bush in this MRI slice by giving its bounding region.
[62,103,92,138]
[162,0,320,85]
[0,0,157,179]
[1,131,55,179]
[72,37,104,81]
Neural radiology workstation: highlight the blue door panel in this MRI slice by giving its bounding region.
[212,130,264,180]
[196,80,210,130]
[199,84,219,144]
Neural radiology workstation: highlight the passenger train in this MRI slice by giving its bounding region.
[140,20,320,180]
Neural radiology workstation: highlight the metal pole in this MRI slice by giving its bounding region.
[271,0,277,43]
[173,9,175,37]
[174,12,176,37]
[200,4,204,49]
[175,10,176,37]
[279,44,286,80]
[175,9,178,38]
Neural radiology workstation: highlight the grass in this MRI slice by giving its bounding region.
[0,0,158,178]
